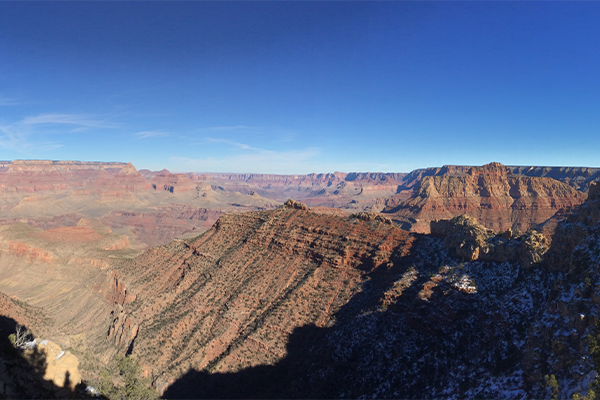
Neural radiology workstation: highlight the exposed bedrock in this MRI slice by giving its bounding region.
[384,162,587,234]
[110,207,412,393]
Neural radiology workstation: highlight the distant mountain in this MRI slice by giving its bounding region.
[0,161,278,248]
[382,162,587,233]
[508,165,600,191]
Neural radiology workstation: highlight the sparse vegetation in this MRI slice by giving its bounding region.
[96,355,159,400]
[573,389,597,400]
[8,324,32,349]
[544,374,559,400]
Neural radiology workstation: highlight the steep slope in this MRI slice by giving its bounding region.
[163,188,600,399]
[0,291,46,332]
[383,162,586,233]
[110,203,412,393]
[2,182,599,399]
[0,220,142,369]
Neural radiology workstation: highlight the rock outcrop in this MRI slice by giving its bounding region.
[544,181,600,272]
[150,169,198,193]
[431,214,549,266]
[282,198,308,210]
[384,162,586,233]
[350,211,392,224]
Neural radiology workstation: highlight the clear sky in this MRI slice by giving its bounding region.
[1,1,599,174]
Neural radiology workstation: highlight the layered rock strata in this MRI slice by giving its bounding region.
[384,162,586,233]
[509,166,600,192]
[110,206,412,393]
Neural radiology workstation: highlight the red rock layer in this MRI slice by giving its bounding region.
[39,226,103,243]
[101,206,224,247]
[111,207,411,393]
[0,160,150,193]
[384,162,587,233]
[0,241,53,263]
[149,170,198,193]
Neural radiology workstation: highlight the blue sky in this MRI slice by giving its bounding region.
[1,2,599,174]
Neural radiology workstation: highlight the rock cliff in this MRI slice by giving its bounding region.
[0,160,150,193]
[509,165,600,192]
[384,162,586,233]
[1,159,600,399]
[431,214,549,266]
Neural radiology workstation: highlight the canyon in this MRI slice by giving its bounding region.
[0,159,599,398]
[0,160,589,246]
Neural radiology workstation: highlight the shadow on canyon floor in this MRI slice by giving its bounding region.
[0,315,96,399]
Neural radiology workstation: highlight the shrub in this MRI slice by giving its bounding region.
[544,374,559,400]
[97,355,158,400]
[8,324,32,348]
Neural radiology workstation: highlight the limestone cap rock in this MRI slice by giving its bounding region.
[283,199,308,210]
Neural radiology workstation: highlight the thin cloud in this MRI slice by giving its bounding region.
[21,113,119,129]
[0,125,28,153]
[274,132,297,143]
[135,131,170,139]
[0,124,63,153]
[37,144,64,151]
[0,113,118,154]
[0,97,20,106]
[196,125,299,145]
[205,137,263,151]
[202,125,261,132]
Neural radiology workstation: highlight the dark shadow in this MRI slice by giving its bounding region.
[0,315,102,399]
[63,371,72,397]
[163,232,536,399]
[162,234,417,398]
[167,216,588,399]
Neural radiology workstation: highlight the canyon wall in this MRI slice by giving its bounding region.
[384,162,587,233]
[110,205,412,392]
